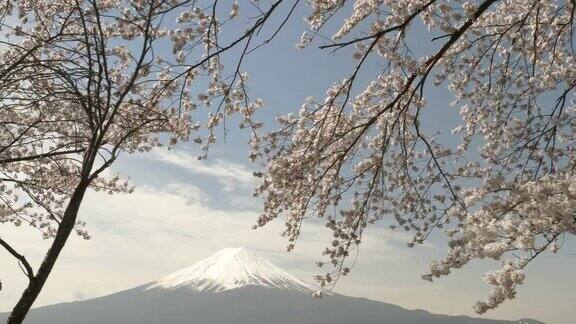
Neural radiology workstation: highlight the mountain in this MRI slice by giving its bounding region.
[148,247,317,293]
[0,247,542,324]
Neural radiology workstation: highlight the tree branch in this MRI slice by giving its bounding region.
[0,148,85,165]
[0,237,34,280]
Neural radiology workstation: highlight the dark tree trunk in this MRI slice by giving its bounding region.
[7,180,90,324]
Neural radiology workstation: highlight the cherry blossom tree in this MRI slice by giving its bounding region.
[0,0,289,322]
[252,0,576,314]
[1,0,574,321]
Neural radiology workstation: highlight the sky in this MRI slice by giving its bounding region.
[1,2,575,324]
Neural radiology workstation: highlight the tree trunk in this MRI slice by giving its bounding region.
[7,179,90,324]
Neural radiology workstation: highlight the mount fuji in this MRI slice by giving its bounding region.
[0,247,542,324]
[148,247,317,294]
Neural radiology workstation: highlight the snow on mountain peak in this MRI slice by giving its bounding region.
[147,247,318,293]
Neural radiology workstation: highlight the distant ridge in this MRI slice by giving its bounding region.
[0,247,543,324]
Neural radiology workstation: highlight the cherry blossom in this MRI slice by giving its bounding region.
[253,0,576,313]
[0,1,277,322]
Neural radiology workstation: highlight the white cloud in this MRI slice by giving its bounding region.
[148,149,255,189]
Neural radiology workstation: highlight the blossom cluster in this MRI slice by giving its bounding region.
[0,0,262,241]
[254,0,576,312]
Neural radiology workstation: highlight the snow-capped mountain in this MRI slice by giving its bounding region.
[0,247,543,324]
[147,247,317,293]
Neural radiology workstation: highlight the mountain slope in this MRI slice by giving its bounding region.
[0,247,542,324]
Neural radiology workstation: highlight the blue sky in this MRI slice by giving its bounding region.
[1,2,575,324]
